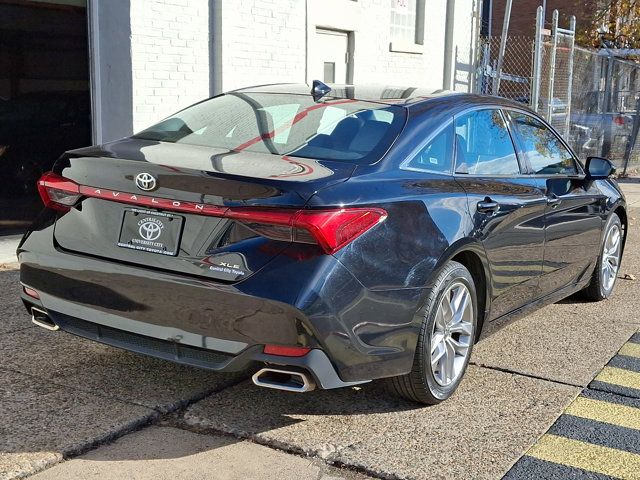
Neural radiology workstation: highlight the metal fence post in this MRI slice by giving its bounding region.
[622,96,640,176]
[564,15,576,136]
[531,6,544,112]
[546,10,559,122]
[603,53,614,158]
[493,0,512,95]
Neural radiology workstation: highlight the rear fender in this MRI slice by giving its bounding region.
[434,238,493,335]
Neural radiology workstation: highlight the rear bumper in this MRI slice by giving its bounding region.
[24,305,361,389]
[18,218,425,385]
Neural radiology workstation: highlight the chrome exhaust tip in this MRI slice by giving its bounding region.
[252,368,316,393]
[31,307,59,331]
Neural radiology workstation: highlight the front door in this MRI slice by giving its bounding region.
[454,108,547,320]
[314,29,350,84]
[506,111,604,297]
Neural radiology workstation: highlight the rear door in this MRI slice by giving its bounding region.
[506,110,603,297]
[454,108,547,320]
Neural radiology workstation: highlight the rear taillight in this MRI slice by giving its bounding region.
[228,207,387,254]
[613,116,626,126]
[37,172,81,212]
[36,173,387,253]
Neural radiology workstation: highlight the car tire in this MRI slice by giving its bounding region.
[581,213,623,301]
[387,260,477,405]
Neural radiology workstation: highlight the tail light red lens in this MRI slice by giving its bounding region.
[228,207,387,254]
[36,173,387,253]
[263,344,311,357]
[613,116,625,126]
[37,172,81,212]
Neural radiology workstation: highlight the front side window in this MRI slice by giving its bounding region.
[134,93,406,165]
[454,109,520,175]
[507,111,577,175]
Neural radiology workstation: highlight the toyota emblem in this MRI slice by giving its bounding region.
[135,172,157,191]
[138,220,163,241]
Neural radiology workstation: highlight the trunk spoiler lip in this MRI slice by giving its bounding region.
[58,150,359,205]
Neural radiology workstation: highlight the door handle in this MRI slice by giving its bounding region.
[477,198,500,214]
[547,194,561,208]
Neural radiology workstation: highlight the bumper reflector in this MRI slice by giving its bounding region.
[264,344,311,357]
[23,286,40,299]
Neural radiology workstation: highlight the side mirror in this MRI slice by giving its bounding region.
[586,157,616,179]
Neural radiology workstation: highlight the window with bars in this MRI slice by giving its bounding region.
[390,0,424,46]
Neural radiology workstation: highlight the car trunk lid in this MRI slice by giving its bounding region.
[52,139,356,282]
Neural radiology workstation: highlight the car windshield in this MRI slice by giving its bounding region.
[134,92,406,164]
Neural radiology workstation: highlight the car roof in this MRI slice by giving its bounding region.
[230,83,533,112]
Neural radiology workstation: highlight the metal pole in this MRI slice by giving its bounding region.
[480,42,490,94]
[602,53,614,158]
[470,0,483,94]
[443,0,457,90]
[622,96,640,176]
[564,15,576,136]
[531,6,544,112]
[547,9,559,121]
[493,0,512,95]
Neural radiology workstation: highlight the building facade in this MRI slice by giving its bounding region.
[0,0,480,234]
[91,0,481,142]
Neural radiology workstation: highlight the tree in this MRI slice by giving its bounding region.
[574,0,640,49]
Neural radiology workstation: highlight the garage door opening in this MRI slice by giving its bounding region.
[0,0,91,236]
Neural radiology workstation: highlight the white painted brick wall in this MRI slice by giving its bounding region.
[219,0,307,91]
[124,0,476,133]
[130,0,210,132]
[217,0,474,91]
[353,0,449,88]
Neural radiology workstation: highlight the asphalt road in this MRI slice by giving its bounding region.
[1,184,639,480]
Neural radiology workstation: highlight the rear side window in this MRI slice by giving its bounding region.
[134,93,406,165]
[404,124,453,173]
[507,111,577,175]
[454,109,520,175]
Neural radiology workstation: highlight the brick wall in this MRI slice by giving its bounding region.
[352,0,448,88]
[123,0,478,133]
[489,0,590,38]
[130,0,210,132]
[217,0,475,92]
[218,0,307,91]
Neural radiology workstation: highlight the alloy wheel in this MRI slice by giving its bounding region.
[601,223,622,292]
[430,282,474,387]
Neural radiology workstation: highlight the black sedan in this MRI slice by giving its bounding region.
[18,83,627,404]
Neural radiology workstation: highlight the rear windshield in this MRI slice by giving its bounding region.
[134,92,406,164]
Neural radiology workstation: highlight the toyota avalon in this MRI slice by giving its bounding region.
[18,83,627,404]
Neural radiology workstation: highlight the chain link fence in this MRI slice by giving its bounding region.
[571,48,640,172]
[476,28,640,175]
[477,36,534,103]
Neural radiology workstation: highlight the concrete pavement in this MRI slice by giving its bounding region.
[29,427,370,480]
[621,178,640,209]
[505,333,640,479]
[1,189,639,479]
[0,235,19,267]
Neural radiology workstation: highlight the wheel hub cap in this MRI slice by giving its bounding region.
[430,282,474,387]
[601,223,621,292]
